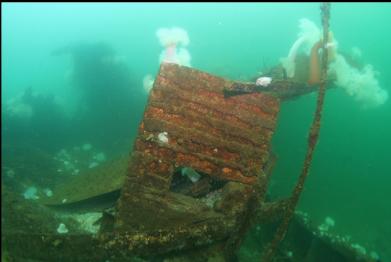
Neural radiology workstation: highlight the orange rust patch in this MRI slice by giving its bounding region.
[222,167,232,174]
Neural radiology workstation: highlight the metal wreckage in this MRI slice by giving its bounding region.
[3,61,377,261]
[2,4,379,262]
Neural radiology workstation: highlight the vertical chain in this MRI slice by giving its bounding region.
[260,3,331,261]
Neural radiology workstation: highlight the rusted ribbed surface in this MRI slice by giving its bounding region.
[130,63,279,187]
[116,63,280,235]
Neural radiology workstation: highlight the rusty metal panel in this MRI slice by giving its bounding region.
[131,63,279,186]
[116,63,280,234]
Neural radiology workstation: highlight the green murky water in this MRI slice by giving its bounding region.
[2,3,390,261]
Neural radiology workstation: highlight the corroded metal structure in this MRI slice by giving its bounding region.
[123,62,279,187]
[3,63,375,261]
[114,63,280,253]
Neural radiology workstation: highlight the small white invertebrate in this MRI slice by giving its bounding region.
[57,223,69,234]
[255,76,272,87]
[158,131,169,144]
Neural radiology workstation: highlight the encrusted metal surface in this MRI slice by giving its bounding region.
[126,63,279,188]
[116,63,280,235]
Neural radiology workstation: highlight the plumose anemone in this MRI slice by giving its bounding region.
[156,27,191,66]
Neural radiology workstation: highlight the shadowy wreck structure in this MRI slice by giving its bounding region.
[3,62,377,261]
[113,62,279,256]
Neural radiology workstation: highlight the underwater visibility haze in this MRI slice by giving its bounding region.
[2,3,391,261]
